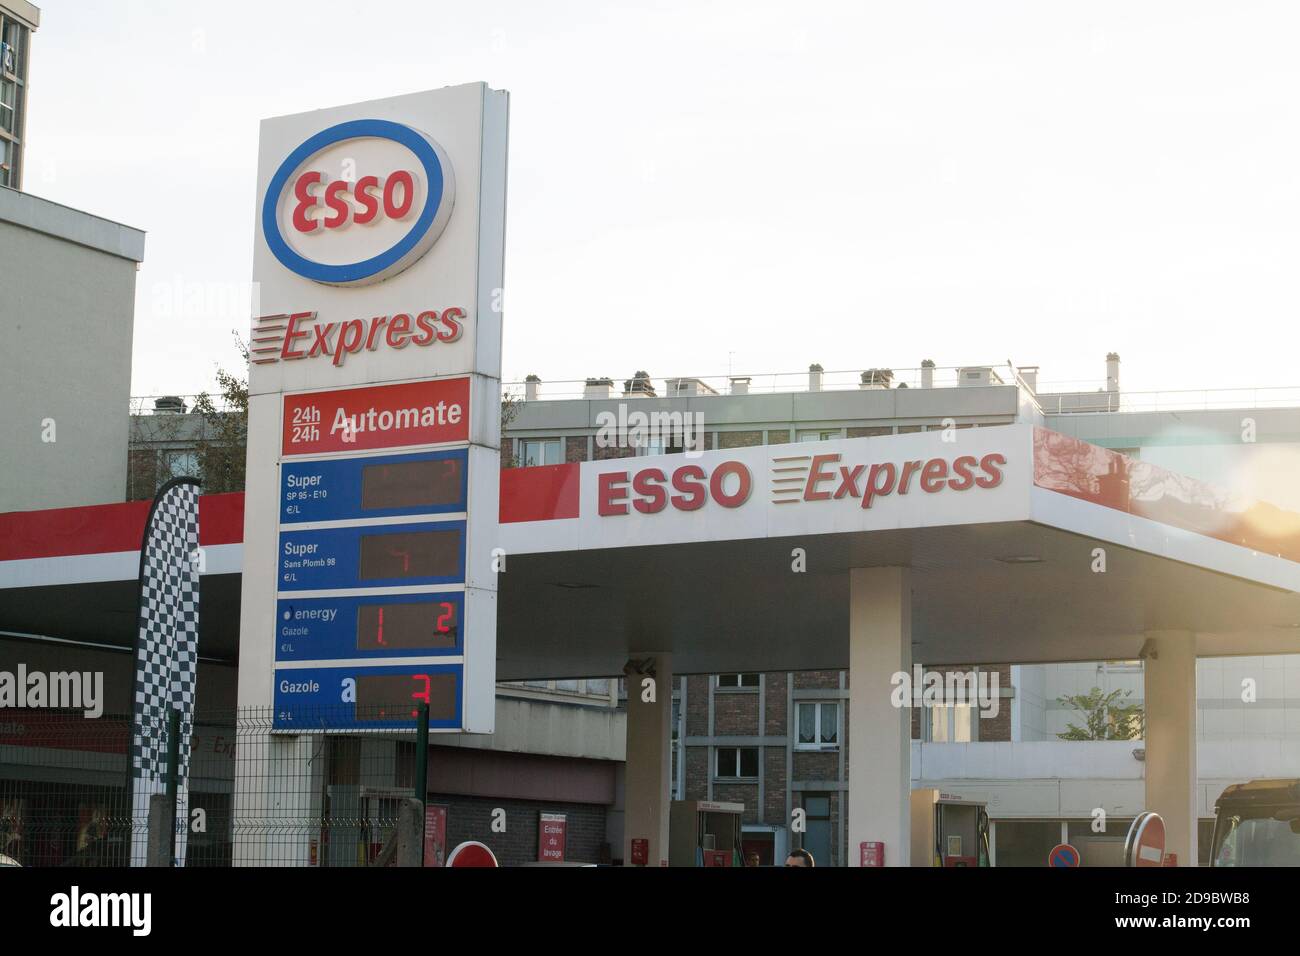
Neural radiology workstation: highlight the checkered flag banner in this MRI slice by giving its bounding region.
[129,478,201,867]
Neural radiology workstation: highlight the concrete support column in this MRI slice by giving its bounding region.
[623,652,673,866]
[1143,630,1198,866]
[848,567,912,866]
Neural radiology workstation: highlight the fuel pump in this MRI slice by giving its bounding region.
[668,800,745,866]
[910,789,991,867]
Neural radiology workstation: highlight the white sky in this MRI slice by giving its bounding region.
[21,1,1300,398]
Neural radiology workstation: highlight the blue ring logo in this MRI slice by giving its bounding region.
[262,119,454,286]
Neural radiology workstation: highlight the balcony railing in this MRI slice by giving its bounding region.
[505,364,1019,402]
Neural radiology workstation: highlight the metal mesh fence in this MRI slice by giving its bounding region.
[1,706,425,867]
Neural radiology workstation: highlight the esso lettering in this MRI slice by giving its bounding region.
[599,461,752,516]
[292,170,417,233]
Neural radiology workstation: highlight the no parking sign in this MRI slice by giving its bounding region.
[1048,843,1080,867]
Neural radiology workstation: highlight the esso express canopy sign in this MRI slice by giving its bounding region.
[597,451,1004,516]
[499,428,1027,556]
[262,118,456,288]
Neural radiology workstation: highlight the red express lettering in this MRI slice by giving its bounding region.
[948,455,978,491]
[919,458,948,493]
[334,319,365,366]
[274,309,466,366]
[411,309,462,346]
[798,453,1007,509]
[861,463,897,509]
[976,452,1005,488]
[804,454,839,502]
[385,313,413,349]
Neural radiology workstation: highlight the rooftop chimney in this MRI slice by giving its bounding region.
[664,377,719,398]
[920,359,935,389]
[524,374,541,402]
[1106,352,1120,393]
[729,376,751,395]
[584,377,613,400]
[1017,366,1039,394]
[809,363,823,392]
[623,370,655,398]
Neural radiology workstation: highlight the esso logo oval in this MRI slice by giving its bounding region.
[261,119,456,287]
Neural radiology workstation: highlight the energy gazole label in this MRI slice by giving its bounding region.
[275,592,464,662]
[282,377,470,456]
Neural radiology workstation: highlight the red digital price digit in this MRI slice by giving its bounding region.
[436,602,454,633]
[410,674,431,718]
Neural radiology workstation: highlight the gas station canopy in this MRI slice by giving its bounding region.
[3,424,1299,677]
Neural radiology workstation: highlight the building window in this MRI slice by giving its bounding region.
[926,704,975,743]
[162,449,199,480]
[519,438,562,467]
[3,16,26,76]
[796,702,838,749]
[641,438,663,456]
[715,747,759,779]
[716,673,759,689]
[797,429,841,443]
[800,794,833,867]
[0,13,27,190]
[0,80,15,134]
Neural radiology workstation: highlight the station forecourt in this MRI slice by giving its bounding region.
[5,418,1300,866]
